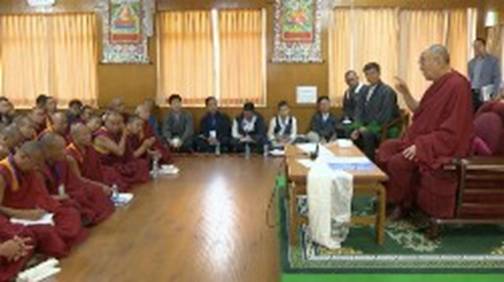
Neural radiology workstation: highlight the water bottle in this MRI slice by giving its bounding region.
[58,184,66,197]
[245,143,251,159]
[215,142,221,156]
[111,184,119,202]
[151,156,160,179]
[263,143,269,158]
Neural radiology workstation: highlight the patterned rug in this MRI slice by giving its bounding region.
[278,185,504,273]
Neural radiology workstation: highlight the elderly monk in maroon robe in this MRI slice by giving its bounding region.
[93,112,150,191]
[28,107,47,136]
[135,105,173,164]
[39,112,70,144]
[377,45,474,219]
[0,141,88,258]
[126,115,160,163]
[39,133,114,226]
[0,215,35,282]
[67,123,125,189]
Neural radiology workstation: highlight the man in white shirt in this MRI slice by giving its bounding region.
[268,101,297,147]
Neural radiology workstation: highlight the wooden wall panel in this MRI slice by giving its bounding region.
[0,0,493,132]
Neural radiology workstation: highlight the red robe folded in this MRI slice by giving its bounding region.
[93,128,150,191]
[142,121,172,164]
[0,157,88,258]
[476,100,504,121]
[40,159,114,226]
[376,71,474,218]
[0,215,36,282]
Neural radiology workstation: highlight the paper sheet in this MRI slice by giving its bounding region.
[10,213,54,226]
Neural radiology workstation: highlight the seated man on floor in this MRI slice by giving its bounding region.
[1,125,24,158]
[39,112,70,144]
[28,107,47,136]
[135,105,172,163]
[39,133,114,226]
[94,111,150,191]
[350,62,400,161]
[195,97,232,153]
[307,96,340,143]
[108,97,129,122]
[268,101,297,148]
[85,114,103,134]
[162,94,194,152]
[125,115,160,163]
[0,215,35,282]
[231,102,267,154]
[13,116,37,142]
[66,99,83,125]
[0,141,88,258]
[376,45,474,221]
[0,97,14,127]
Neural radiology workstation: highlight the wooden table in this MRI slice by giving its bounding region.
[284,143,388,246]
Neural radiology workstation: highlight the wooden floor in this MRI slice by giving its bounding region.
[57,156,281,282]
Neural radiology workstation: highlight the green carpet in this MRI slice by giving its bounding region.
[274,177,504,279]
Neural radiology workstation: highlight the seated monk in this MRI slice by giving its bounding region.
[0,215,35,282]
[13,116,37,142]
[0,141,88,258]
[135,105,172,163]
[476,95,504,120]
[108,97,130,122]
[93,111,150,191]
[39,112,70,144]
[67,123,121,188]
[0,125,24,158]
[39,133,114,226]
[376,45,474,220]
[125,115,160,162]
[85,115,103,134]
[28,107,48,136]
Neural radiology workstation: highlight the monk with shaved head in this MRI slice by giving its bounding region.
[0,141,88,258]
[39,112,70,144]
[39,133,114,226]
[93,111,150,191]
[377,44,474,221]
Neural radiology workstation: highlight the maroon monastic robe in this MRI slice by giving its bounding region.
[0,157,88,258]
[376,71,474,218]
[40,159,114,226]
[142,121,172,164]
[93,128,150,191]
[476,100,504,121]
[0,215,35,282]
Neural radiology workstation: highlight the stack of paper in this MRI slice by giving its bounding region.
[10,213,54,226]
[17,258,60,282]
[112,193,134,207]
[159,164,180,175]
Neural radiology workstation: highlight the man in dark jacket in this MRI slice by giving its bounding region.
[307,96,340,143]
[195,97,232,153]
[351,62,399,160]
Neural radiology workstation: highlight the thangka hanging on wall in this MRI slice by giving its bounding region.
[272,0,323,63]
[97,0,155,64]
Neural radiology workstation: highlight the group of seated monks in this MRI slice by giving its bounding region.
[1,43,504,280]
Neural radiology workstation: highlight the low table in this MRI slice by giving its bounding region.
[284,143,388,246]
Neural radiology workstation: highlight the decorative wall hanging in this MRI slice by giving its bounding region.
[97,0,155,64]
[272,0,323,63]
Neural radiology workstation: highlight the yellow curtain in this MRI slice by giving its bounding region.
[156,11,214,106]
[399,10,447,101]
[447,9,477,76]
[329,8,398,106]
[0,13,97,108]
[219,9,266,106]
[328,9,352,106]
[487,25,502,58]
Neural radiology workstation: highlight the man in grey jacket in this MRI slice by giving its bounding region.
[162,94,194,152]
[468,38,502,112]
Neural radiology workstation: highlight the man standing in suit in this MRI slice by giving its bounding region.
[342,70,368,121]
[350,62,399,161]
[468,38,502,113]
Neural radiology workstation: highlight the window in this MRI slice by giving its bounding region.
[0,13,98,108]
[156,9,267,107]
[329,8,477,105]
